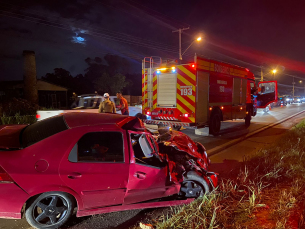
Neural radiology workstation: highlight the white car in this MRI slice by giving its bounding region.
[36,94,142,121]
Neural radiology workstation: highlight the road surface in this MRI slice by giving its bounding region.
[1,103,305,229]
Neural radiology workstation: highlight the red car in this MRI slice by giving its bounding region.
[0,113,217,229]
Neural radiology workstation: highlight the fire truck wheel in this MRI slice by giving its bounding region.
[209,113,221,136]
[135,113,147,120]
[245,113,251,127]
[173,125,181,131]
[264,106,270,113]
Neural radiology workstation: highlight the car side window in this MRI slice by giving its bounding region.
[69,132,124,163]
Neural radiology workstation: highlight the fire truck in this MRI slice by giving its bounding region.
[142,55,277,135]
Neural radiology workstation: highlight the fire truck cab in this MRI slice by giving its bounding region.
[142,55,277,136]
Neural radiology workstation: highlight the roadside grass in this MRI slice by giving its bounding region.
[135,119,305,229]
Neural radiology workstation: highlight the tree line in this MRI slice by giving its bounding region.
[41,54,142,97]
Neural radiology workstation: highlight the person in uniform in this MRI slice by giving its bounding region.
[98,93,116,113]
[116,92,129,115]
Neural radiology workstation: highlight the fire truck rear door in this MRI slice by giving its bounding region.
[256,81,278,108]
[157,73,177,107]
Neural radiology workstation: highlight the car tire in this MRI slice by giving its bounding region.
[180,171,210,198]
[209,112,221,136]
[25,192,74,229]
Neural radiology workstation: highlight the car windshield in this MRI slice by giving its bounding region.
[21,115,68,148]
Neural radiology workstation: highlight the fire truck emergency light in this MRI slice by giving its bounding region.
[184,114,189,117]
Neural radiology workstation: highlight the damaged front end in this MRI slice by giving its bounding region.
[156,127,218,193]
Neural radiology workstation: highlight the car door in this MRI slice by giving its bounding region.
[256,81,278,108]
[124,131,175,205]
[59,129,129,210]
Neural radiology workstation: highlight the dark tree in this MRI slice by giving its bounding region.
[85,54,131,95]
[42,68,73,88]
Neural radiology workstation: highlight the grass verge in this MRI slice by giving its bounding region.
[135,119,305,229]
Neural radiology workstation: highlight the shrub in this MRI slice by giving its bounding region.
[0,97,39,116]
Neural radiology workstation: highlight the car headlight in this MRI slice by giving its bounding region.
[298,99,301,101]
[286,99,289,101]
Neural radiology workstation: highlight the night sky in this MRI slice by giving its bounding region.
[1,0,305,92]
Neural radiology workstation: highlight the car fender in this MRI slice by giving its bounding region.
[26,185,84,210]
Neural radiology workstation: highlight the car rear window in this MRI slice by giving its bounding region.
[22,116,68,147]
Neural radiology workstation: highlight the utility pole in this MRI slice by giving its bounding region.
[172,27,190,61]
[292,76,295,97]
[260,66,264,81]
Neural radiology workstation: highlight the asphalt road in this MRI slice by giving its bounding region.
[1,103,305,229]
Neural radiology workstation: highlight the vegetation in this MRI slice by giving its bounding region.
[42,54,139,97]
[0,98,38,117]
[135,120,305,229]
[1,113,36,125]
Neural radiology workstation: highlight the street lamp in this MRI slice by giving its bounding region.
[299,80,305,96]
[172,27,203,61]
[260,68,278,81]
[181,36,202,57]
[272,69,277,79]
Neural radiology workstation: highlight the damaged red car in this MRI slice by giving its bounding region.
[0,113,217,229]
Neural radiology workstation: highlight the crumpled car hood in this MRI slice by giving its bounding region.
[157,129,210,183]
[162,130,205,159]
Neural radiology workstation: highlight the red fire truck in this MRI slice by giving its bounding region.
[142,55,277,135]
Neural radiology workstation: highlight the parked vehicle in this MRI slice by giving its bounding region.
[36,94,142,121]
[275,96,287,106]
[0,113,217,229]
[142,55,278,135]
[292,96,302,103]
[283,96,292,104]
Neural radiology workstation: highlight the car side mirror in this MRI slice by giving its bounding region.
[139,134,153,158]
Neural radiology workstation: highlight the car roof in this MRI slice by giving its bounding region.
[63,112,143,130]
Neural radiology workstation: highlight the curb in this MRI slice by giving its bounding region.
[208,109,305,156]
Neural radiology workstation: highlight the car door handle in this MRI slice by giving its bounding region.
[134,172,146,179]
[68,172,82,179]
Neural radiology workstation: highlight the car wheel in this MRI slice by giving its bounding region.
[25,192,74,229]
[209,113,221,136]
[180,171,210,198]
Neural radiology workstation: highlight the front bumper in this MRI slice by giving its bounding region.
[0,183,29,219]
[145,119,191,127]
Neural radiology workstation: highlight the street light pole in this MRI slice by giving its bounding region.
[172,27,190,61]
[292,76,295,97]
[260,66,264,81]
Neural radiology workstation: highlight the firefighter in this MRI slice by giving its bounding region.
[98,93,116,113]
[116,92,129,115]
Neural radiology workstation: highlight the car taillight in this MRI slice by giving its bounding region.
[0,166,13,182]
[36,114,41,119]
